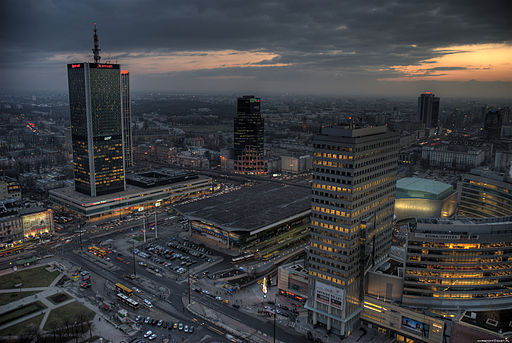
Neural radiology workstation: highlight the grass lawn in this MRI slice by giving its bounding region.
[0,301,46,326]
[0,314,44,336]
[0,291,40,306]
[47,292,71,305]
[0,265,59,290]
[44,301,95,330]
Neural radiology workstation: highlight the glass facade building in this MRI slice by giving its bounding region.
[306,126,399,336]
[121,70,133,168]
[418,92,440,129]
[67,63,125,197]
[233,95,265,174]
[403,216,512,310]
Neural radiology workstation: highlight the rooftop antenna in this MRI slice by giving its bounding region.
[92,23,101,63]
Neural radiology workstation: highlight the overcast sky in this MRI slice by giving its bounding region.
[1,0,511,98]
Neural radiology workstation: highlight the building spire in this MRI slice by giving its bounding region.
[92,23,101,63]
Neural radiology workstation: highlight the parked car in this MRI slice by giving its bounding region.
[143,330,152,338]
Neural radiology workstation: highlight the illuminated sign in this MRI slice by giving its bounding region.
[104,136,112,141]
[262,277,268,297]
[138,207,144,212]
[71,64,82,68]
[97,64,113,68]
[121,70,129,75]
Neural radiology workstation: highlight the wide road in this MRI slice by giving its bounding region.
[62,237,308,343]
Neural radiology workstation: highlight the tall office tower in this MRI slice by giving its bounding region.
[67,26,125,197]
[307,126,399,336]
[233,95,265,174]
[121,70,133,168]
[417,92,440,129]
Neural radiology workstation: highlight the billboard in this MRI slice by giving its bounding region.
[315,281,344,310]
[401,316,429,338]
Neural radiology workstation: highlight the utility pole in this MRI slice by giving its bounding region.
[143,217,146,243]
[132,238,136,277]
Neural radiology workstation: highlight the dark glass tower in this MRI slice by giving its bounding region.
[234,95,264,159]
[67,26,125,197]
[417,92,440,129]
[121,70,133,168]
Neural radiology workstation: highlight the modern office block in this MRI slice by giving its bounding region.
[306,125,399,336]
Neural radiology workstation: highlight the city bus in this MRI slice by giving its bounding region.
[88,246,107,257]
[115,283,133,296]
[116,293,139,309]
[0,242,32,257]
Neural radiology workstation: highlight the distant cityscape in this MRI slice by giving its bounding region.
[1,9,512,343]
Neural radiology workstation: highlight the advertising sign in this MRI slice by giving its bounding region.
[315,281,344,310]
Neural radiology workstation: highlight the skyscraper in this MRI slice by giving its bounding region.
[233,95,265,174]
[306,125,399,336]
[121,70,133,168]
[67,26,125,197]
[417,92,440,129]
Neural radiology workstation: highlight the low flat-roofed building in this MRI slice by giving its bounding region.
[394,177,457,220]
[277,261,308,302]
[176,182,310,252]
[453,309,512,343]
[50,170,211,220]
[361,296,445,343]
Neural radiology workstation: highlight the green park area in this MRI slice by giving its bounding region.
[0,314,44,336]
[47,292,71,305]
[0,301,46,326]
[0,265,59,289]
[44,301,96,330]
[0,290,40,306]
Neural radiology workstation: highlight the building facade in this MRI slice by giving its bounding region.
[457,168,512,218]
[121,70,133,168]
[233,95,265,174]
[67,28,125,197]
[418,92,440,129]
[421,144,485,171]
[403,216,512,310]
[0,176,21,200]
[306,126,399,336]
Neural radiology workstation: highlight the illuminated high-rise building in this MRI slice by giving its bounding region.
[233,95,265,174]
[121,70,133,168]
[417,92,440,129]
[306,125,399,336]
[67,25,125,196]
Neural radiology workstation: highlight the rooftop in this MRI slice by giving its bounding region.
[176,182,310,233]
[396,177,454,200]
[461,309,512,335]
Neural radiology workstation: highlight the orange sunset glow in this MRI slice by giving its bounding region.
[49,50,289,74]
[381,43,512,82]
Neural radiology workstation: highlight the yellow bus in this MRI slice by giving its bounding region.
[115,283,133,296]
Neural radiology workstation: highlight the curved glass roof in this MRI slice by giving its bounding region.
[396,177,454,200]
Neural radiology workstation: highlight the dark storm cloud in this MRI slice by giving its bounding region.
[0,0,511,96]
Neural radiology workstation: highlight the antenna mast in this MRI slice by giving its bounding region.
[92,23,101,63]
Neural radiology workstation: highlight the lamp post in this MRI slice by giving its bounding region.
[187,267,191,305]
[132,238,136,277]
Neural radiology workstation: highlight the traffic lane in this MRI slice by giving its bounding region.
[192,293,308,343]
[63,249,191,322]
